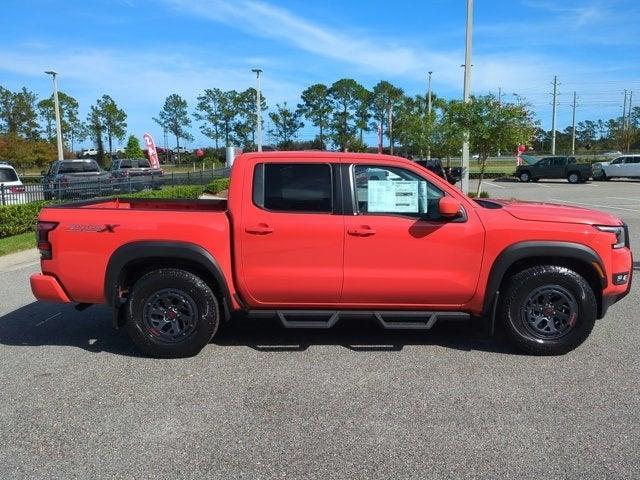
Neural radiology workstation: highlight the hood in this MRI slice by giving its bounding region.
[593,161,610,167]
[486,198,622,226]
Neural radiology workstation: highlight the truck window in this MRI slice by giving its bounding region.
[137,159,151,168]
[352,165,443,220]
[253,163,332,213]
[552,158,565,166]
[568,157,576,164]
[58,162,100,173]
[0,168,18,182]
[119,159,133,169]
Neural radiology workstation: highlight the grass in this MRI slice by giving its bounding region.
[0,232,35,256]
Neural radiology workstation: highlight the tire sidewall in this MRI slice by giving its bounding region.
[568,172,579,183]
[519,171,530,182]
[126,269,219,357]
[503,267,596,354]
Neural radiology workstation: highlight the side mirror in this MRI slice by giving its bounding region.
[438,196,462,218]
[41,170,46,176]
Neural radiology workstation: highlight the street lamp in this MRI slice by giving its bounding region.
[461,0,473,194]
[44,70,64,161]
[251,68,263,152]
[427,71,433,160]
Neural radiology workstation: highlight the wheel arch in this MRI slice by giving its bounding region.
[105,241,233,322]
[483,241,607,318]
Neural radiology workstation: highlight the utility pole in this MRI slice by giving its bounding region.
[427,71,433,160]
[461,0,473,194]
[627,91,633,152]
[497,87,502,157]
[251,68,263,152]
[44,71,64,161]
[388,104,394,155]
[571,91,577,155]
[551,75,559,155]
[622,89,628,131]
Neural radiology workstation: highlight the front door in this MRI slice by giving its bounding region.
[342,163,485,307]
[236,161,344,306]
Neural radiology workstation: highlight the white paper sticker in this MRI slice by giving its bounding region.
[368,180,419,213]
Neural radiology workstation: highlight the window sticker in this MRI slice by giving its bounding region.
[368,180,419,213]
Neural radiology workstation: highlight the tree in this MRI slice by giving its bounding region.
[195,88,225,150]
[0,86,39,139]
[447,95,537,195]
[154,94,193,163]
[370,81,404,153]
[298,84,332,149]
[327,79,362,151]
[86,106,105,165]
[268,102,304,149]
[96,95,127,161]
[123,135,143,158]
[37,91,80,148]
[354,85,373,143]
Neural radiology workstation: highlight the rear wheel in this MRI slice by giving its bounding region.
[499,265,597,355]
[125,268,220,358]
[567,172,580,184]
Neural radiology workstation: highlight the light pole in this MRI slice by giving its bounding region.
[461,0,473,194]
[251,68,263,152]
[427,71,433,160]
[45,70,64,161]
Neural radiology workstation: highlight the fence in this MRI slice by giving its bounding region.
[0,167,230,206]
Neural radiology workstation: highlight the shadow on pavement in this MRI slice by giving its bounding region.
[0,301,516,357]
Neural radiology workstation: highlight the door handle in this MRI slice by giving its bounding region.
[347,226,376,236]
[245,224,274,235]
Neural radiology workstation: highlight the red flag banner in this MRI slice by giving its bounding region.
[143,133,160,169]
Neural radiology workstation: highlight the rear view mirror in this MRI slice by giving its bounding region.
[438,196,461,218]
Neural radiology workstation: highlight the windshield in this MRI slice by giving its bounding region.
[58,162,100,173]
[0,168,19,182]
[520,155,538,165]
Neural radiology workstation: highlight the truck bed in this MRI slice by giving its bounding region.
[49,197,228,212]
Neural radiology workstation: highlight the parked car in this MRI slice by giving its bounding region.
[174,146,191,154]
[42,159,113,200]
[109,158,163,191]
[515,156,591,183]
[592,155,640,181]
[414,159,461,185]
[81,148,99,157]
[0,161,26,205]
[31,151,632,358]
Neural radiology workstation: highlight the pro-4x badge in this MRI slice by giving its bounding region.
[67,224,120,233]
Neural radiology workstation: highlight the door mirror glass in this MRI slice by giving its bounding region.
[438,197,461,218]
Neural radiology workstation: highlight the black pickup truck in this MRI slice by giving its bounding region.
[414,159,461,185]
[515,156,592,183]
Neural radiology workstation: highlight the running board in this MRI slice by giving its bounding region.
[253,310,470,330]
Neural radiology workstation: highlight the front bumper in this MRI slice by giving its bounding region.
[30,274,71,303]
[599,248,633,318]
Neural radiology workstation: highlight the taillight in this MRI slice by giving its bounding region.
[9,186,25,193]
[36,221,58,260]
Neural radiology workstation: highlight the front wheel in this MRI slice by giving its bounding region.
[499,265,597,355]
[519,171,531,182]
[125,268,220,358]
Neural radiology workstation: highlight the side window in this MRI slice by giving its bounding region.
[611,157,624,164]
[567,157,576,164]
[120,159,132,169]
[353,165,444,220]
[629,157,640,164]
[538,159,551,167]
[253,163,332,213]
[552,158,565,166]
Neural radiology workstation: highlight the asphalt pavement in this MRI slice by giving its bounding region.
[0,179,639,479]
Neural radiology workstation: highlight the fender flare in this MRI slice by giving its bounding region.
[104,241,232,316]
[483,241,606,316]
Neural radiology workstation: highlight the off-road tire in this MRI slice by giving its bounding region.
[125,268,219,358]
[499,265,597,355]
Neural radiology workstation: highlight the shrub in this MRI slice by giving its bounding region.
[467,191,490,199]
[204,178,230,194]
[122,185,205,199]
[0,201,47,238]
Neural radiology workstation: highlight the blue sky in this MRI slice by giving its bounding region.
[1,0,639,148]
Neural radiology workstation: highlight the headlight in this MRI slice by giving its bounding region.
[595,225,627,249]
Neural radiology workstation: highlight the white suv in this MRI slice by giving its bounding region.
[0,162,26,205]
[593,155,640,180]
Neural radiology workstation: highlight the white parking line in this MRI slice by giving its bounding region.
[481,181,506,189]
[607,197,640,203]
[550,198,640,213]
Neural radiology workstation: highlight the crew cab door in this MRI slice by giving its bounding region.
[342,163,485,306]
[549,157,567,178]
[235,160,344,306]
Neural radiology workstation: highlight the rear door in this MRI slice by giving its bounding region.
[342,162,485,306]
[549,157,567,178]
[626,157,640,177]
[236,160,344,306]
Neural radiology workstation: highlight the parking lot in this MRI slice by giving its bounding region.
[0,179,638,479]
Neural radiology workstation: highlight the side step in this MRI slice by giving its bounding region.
[252,310,470,330]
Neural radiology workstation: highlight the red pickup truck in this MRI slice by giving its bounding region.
[30,152,632,357]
